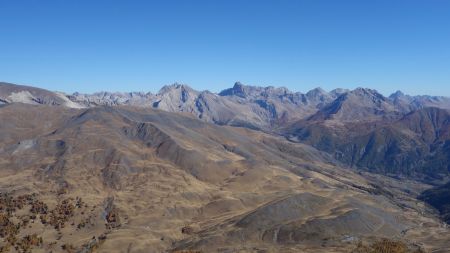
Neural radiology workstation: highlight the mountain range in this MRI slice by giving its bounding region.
[3,82,450,126]
[1,81,450,253]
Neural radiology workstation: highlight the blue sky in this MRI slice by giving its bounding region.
[1,0,449,96]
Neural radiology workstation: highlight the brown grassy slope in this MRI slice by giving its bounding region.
[0,104,448,252]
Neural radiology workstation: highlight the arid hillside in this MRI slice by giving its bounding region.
[0,103,449,252]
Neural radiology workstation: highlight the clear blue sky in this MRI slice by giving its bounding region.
[1,0,449,96]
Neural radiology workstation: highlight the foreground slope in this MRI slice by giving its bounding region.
[0,104,449,252]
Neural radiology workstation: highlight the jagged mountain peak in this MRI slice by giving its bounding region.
[219,82,292,98]
[158,82,197,95]
[339,87,390,105]
[219,81,255,98]
[306,87,327,95]
[81,91,152,97]
[308,87,397,121]
[329,87,386,103]
[389,90,414,110]
[330,88,349,97]
[233,81,244,87]
[350,87,383,97]
[305,87,330,100]
[227,81,248,97]
[390,90,406,98]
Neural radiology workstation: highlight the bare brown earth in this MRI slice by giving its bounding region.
[0,103,449,253]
